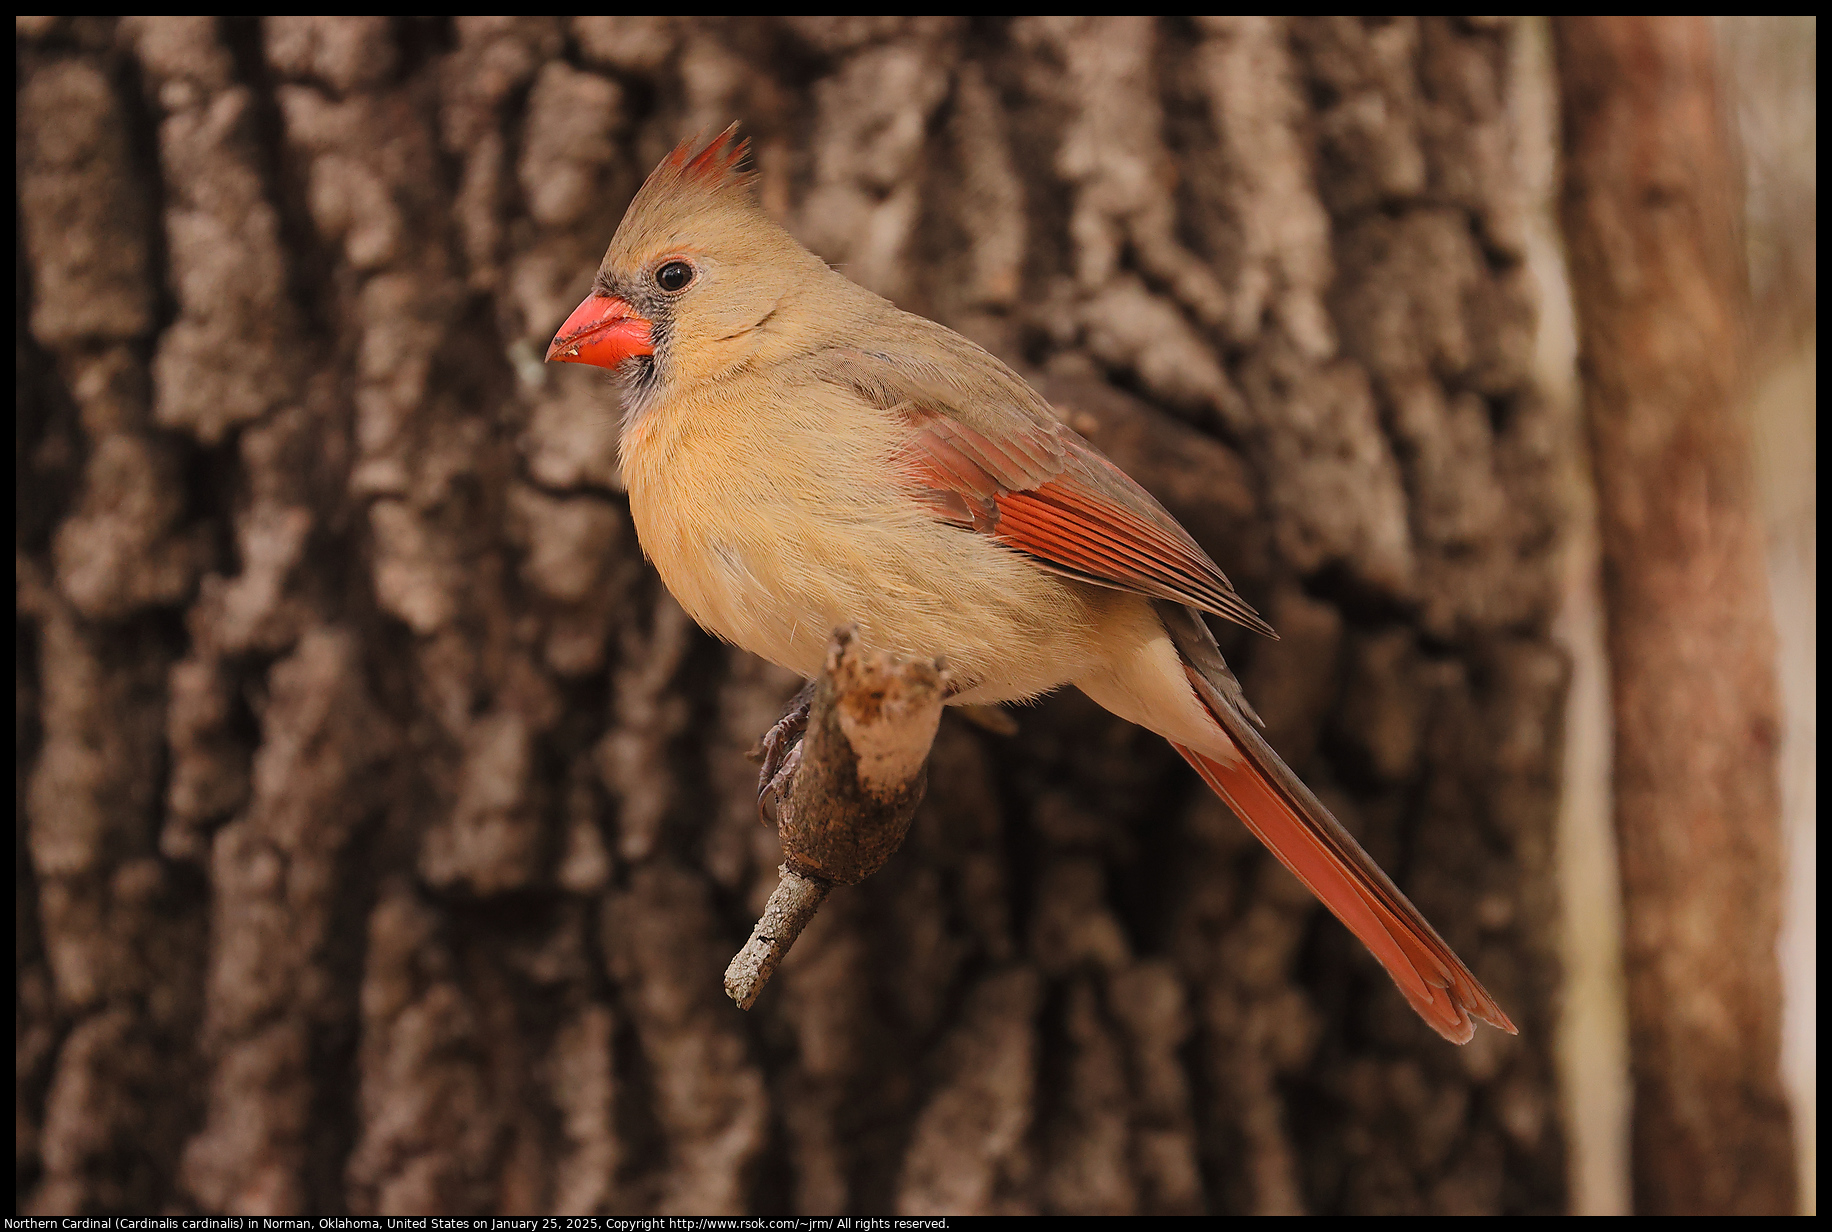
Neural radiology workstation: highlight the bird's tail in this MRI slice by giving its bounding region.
[1159,606,1515,1044]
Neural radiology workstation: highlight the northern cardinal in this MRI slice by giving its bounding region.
[547,127,1515,1044]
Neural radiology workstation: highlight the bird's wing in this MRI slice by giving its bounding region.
[819,342,1273,637]
[814,337,1514,1043]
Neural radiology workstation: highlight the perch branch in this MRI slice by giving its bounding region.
[724,627,946,1009]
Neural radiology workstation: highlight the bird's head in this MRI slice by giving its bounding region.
[545,124,831,406]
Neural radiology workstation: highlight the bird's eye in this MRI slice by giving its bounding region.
[655,261,694,293]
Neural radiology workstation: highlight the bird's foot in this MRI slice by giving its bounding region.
[759,743,803,827]
[752,682,814,825]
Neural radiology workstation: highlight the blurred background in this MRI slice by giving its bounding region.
[15,16,1812,1215]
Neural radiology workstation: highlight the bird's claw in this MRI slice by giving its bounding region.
[759,743,803,827]
[754,682,814,825]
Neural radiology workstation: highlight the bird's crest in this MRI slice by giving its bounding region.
[607,123,763,266]
[641,123,756,207]
[665,123,752,191]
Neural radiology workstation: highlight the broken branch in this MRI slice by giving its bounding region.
[724,627,946,1009]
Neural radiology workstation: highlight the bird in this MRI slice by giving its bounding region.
[546,125,1515,1044]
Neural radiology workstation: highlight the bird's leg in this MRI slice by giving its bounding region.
[751,680,815,825]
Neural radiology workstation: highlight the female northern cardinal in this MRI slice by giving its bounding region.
[547,127,1514,1044]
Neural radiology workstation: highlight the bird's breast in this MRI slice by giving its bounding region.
[620,377,1110,701]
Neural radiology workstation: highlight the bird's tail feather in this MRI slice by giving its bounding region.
[1171,644,1516,1044]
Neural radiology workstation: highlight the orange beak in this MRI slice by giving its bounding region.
[545,292,654,370]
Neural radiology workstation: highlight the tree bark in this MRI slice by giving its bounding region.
[18,16,1570,1214]
[1551,15,1795,1215]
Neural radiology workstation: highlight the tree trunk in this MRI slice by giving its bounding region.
[1551,15,1795,1214]
[17,16,1569,1215]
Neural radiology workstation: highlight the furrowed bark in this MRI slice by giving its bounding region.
[18,17,1575,1213]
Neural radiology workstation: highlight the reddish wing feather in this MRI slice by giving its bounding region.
[901,410,1272,636]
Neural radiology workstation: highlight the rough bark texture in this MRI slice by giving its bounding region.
[1552,16,1795,1215]
[18,16,1569,1215]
